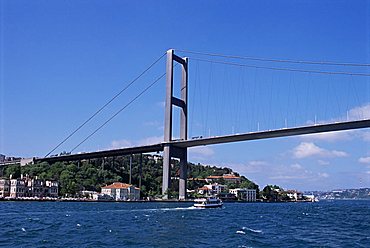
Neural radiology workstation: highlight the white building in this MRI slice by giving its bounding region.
[285,190,303,201]
[197,183,227,196]
[229,188,256,202]
[101,182,140,201]
[0,179,10,197]
[2,177,58,198]
[10,179,26,198]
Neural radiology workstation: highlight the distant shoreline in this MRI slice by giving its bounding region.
[1,197,368,203]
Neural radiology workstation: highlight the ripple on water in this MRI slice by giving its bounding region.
[0,201,368,247]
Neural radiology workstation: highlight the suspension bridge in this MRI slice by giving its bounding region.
[35,49,370,200]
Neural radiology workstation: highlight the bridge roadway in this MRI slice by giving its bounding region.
[35,119,370,163]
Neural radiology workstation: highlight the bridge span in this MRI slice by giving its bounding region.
[36,119,370,163]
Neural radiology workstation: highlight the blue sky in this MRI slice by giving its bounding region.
[1,1,369,191]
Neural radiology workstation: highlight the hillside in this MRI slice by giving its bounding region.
[1,154,259,198]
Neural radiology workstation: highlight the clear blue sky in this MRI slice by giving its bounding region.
[1,0,369,191]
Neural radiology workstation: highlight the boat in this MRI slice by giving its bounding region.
[193,197,223,208]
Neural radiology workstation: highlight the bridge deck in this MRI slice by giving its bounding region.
[35,144,163,163]
[35,119,370,163]
[172,119,370,148]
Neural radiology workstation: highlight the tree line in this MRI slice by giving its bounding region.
[0,155,260,198]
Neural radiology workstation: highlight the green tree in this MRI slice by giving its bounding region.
[4,165,21,179]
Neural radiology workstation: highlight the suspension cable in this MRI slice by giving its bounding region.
[189,57,370,77]
[45,53,166,157]
[176,49,370,67]
[70,72,166,153]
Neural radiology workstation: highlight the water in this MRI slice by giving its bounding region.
[0,200,369,247]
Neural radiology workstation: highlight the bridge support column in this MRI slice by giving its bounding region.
[179,151,187,200]
[162,145,171,199]
[162,49,188,200]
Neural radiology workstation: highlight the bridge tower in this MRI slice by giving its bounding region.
[162,49,188,200]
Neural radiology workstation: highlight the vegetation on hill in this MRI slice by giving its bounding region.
[261,185,284,202]
[1,155,259,198]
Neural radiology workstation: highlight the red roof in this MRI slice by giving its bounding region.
[188,178,207,181]
[102,182,133,189]
[207,175,240,180]
[207,176,222,179]
[223,175,240,179]
[198,186,210,190]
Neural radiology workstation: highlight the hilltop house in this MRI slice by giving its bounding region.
[206,174,241,184]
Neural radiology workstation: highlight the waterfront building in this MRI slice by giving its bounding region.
[10,179,26,198]
[2,176,58,198]
[285,190,303,201]
[208,183,226,194]
[229,188,256,202]
[198,183,227,196]
[101,182,140,201]
[46,180,59,198]
[25,178,46,197]
[0,179,10,197]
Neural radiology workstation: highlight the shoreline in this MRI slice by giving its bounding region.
[0,197,324,203]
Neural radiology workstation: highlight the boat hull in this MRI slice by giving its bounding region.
[194,203,223,208]
[193,197,223,208]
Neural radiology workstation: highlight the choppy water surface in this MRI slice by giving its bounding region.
[0,200,369,247]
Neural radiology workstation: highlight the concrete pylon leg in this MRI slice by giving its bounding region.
[179,151,187,200]
[162,49,188,200]
[162,145,171,199]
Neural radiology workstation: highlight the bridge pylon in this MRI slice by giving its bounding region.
[162,49,188,200]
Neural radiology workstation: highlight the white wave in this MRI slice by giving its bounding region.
[236,230,246,235]
[131,206,200,212]
[27,217,40,221]
[242,227,262,233]
[21,228,26,232]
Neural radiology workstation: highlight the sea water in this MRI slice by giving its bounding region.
[0,200,369,247]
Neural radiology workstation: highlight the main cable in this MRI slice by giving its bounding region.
[177,49,370,67]
[190,57,370,77]
[70,71,166,153]
[44,53,166,158]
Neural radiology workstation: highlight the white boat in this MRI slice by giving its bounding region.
[194,197,223,208]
